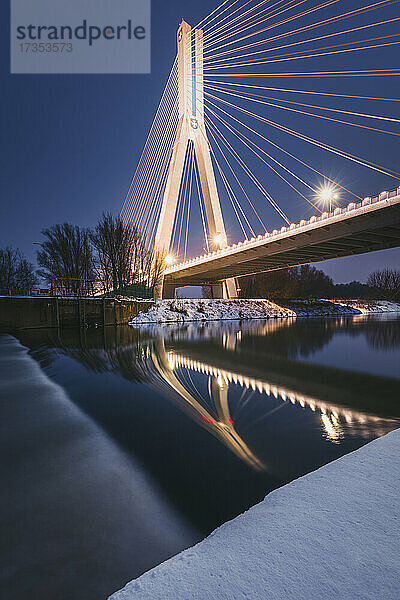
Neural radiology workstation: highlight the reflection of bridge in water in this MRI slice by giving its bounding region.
[144,318,399,469]
[165,349,394,444]
[152,339,264,470]
[17,316,399,472]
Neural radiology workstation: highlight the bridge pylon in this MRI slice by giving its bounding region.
[154,20,237,300]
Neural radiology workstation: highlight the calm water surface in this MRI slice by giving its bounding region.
[1,315,399,599]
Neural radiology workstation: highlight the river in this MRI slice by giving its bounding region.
[1,314,399,599]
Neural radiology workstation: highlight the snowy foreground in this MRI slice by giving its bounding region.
[110,428,400,600]
[130,298,400,324]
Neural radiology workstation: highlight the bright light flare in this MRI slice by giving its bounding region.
[315,184,340,210]
[165,254,175,266]
[213,233,224,247]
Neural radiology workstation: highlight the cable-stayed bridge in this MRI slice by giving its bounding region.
[164,187,400,291]
[121,0,400,299]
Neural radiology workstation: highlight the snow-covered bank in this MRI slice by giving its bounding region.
[110,428,400,600]
[279,299,400,317]
[130,299,295,324]
[333,300,400,314]
[129,298,400,324]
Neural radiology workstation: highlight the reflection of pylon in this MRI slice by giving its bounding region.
[154,21,237,300]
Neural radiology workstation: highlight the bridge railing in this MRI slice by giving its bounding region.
[166,186,400,273]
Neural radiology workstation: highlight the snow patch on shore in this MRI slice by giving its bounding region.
[130,298,400,324]
[333,300,400,314]
[130,299,295,324]
[110,428,400,600]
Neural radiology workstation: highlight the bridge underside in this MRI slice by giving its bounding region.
[165,202,400,288]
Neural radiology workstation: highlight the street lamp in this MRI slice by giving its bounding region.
[213,233,224,248]
[316,184,339,213]
[165,254,175,266]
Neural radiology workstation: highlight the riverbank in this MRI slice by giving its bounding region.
[0,296,153,330]
[110,427,400,600]
[130,299,295,323]
[130,298,400,324]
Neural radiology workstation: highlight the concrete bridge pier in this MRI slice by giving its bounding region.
[155,279,237,299]
[209,279,237,299]
[162,281,177,300]
[209,283,224,299]
[154,277,177,301]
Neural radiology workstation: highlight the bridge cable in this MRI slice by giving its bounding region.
[203,0,399,55]
[206,100,363,200]
[206,111,319,213]
[204,91,400,179]
[204,83,400,123]
[204,84,400,137]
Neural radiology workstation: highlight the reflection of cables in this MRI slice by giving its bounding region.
[176,367,211,411]
[242,401,289,432]
[232,389,255,421]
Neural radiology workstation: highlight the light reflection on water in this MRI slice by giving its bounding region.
[4,314,399,598]
[18,314,400,475]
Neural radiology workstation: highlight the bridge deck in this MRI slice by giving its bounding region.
[165,188,400,286]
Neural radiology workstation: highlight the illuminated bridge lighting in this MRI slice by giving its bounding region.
[165,188,400,275]
[168,351,396,438]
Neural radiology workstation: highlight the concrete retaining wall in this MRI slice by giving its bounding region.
[0,297,153,330]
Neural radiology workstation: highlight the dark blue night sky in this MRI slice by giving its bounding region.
[1,0,399,282]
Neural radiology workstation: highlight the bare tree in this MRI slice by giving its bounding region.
[14,258,40,292]
[0,247,16,293]
[296,265,334,299]
[0,247,38,294]
[90,213,142,292]
[367,268,400,301]
[90,213,165,295]
[36,223,95,295]
[239,265,333,299]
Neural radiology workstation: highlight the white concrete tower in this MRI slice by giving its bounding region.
[154,20,237,299]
